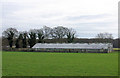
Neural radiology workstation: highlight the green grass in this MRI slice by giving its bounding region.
[2,51,118,76]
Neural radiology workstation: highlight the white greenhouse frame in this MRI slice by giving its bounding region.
[32,43,113,53]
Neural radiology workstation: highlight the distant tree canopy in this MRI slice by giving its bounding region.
[15,33,23,48]
[51,26,68,39]
[66,28,76,43]
[2,28,18,48]
[28,32,36,48]
[21,32,28,48]
[37,29,44,43]
[42,26,52,39]
[96,32,113,39]
[2,26,117,48]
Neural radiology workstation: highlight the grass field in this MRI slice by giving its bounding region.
[2,51,118,76]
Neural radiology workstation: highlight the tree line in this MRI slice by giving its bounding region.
[2,26,76,48]
[2,26,116,48]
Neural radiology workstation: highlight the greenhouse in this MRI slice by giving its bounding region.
[32,43,113,53]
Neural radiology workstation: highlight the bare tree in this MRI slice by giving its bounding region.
[28,29,37,48]
[36,29,44,43]
[15,33,23,48]
[51,26,68,39]
[2,28,18,48]
[96,32,113,39]
[20,31,28,48]
[66,28,76,43]
[42,26,52,39]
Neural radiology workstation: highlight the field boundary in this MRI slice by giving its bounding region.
[2,48,110,53]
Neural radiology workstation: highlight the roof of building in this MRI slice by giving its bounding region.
[32,43,113,49]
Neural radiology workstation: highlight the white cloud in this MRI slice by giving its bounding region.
[1,0,119,38]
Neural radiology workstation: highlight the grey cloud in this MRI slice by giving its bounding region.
[2,2,34,17]
[1,1,117,38]
[65,14,110,21]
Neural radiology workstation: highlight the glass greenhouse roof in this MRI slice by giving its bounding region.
[32,43,112,49]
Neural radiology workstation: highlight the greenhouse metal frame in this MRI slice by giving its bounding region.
[32,43,113,53]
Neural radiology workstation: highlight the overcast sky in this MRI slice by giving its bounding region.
[1,0,119,38]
